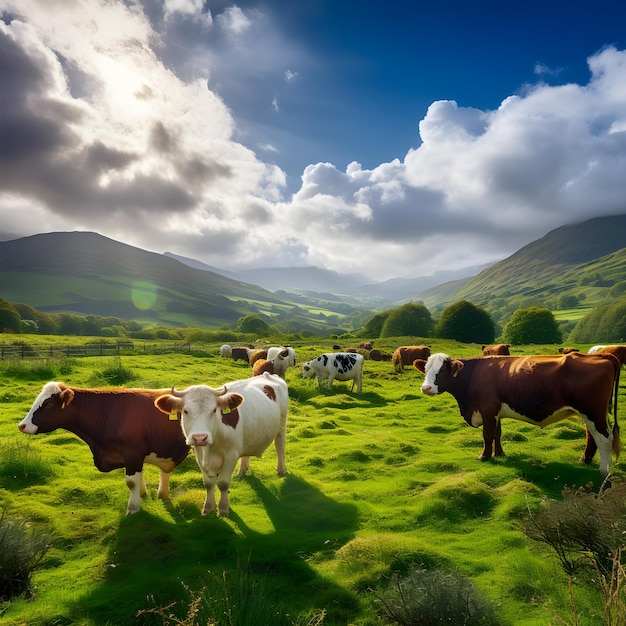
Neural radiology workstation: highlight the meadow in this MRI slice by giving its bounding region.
[0,337,624,625]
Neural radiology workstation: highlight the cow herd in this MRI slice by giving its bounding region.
[17,342,626,515]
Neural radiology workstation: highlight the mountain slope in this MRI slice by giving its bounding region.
[0,232,287,327]
[436,213,626,307]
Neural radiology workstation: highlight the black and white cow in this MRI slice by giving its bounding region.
[302,352,364,393]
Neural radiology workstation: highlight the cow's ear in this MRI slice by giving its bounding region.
[451,360,465,377]
[155,395,178,415]
[413,359,427,373]
[60,388,74,409]
[224,393,244,411]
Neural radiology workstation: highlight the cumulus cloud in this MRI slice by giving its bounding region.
[1,1,626,282]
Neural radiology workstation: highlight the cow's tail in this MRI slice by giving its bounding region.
[612,358,621,460]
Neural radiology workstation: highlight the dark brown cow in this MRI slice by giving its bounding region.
[392,345,431,371]
[414,352,621,475]
[482,343,510,356]
[231,347,252,362]
[18,382,190,514]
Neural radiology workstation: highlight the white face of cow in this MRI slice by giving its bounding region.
[18,382,64,434]
[175,386,222,446]
[420,353,450,396]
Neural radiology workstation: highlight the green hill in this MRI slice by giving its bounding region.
[0,232,294,328]
[418,214,626,311]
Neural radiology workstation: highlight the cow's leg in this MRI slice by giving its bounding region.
[479,417,497,460]
[493,419,504,456]
[356,374,362,394]
[125,470,144,514]
[216,454,240,516]
[274,431,286,476]
[580,426,598,465]
[157,469,171,500]
[237,456,250,476]
[201,476,217,515]
[581,417,612,475]
[327,374,335,389]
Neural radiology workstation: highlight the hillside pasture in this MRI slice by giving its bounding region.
[0,339,624,625]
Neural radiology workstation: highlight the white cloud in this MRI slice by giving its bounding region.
[1,1,626,282]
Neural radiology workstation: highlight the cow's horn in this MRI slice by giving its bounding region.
[171,386,185,397]
[213,385,228,396]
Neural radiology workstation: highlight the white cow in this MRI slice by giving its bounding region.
[588,345,607,354]
[302,352,364,393]
[267,346,297,368]
[219,344,231,358]
[155,372,288,516]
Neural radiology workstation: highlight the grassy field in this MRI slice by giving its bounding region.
[0,338,624,625]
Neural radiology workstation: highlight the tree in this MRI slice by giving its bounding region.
[237,314,270,334]
[380,303,433,338]
[503,307,561,344]
[0,298,21,333]
[360,310,391,338]
[435,300,495,343]
[569,297,626,343]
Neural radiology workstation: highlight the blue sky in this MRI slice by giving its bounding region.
[1,0,626,281]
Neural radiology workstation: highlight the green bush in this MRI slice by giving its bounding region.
[502,307,561,344]
[376,564,500,625]
[435,300,495,343]
[0,508,50,600]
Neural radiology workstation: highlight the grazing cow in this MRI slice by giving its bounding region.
[267,346,296,368]
[219,344,231,358]
[231,347,252,362]
[414,352,621,475]
[588,345,607,354]
[18,383,190,514]
[154,372,288,516]
[252,358,275,376]
[482,343,510,356]
[558,347,580,354]
[302,352,364,393]
[597,345,626,366]
[369,349,382,361]
[248,349,268,367]
[392,345,431,371]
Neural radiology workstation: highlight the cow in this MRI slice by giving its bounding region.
[18,383,190,514]
[154,372,288,516]
[267,346,296,368]
[392,345,431,371]
[252,358,275,377]
[248,349,268,367]
[414,352,621,475]
[302,352,364,393]
[231,347,252,362]
[588,345,607,354]
[596,345,626,366]
[558,347,580,354]
[482,343,510,356]
[219,344,231,358]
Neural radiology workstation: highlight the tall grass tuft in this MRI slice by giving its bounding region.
[0,507,50,601]
[137,564,316,625]
[0,358,73,381]
[0,441,54,489]
[376,564,501,626]
[90,355,139,386]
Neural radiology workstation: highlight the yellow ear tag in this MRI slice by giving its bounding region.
[169,411,179,421]
[222,407,231,415]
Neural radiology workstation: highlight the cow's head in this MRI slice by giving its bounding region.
[18,382,74,434]
[301,361,315,380]
[414,353,464,395]
[155,385,244,446]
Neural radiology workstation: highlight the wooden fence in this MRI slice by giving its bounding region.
[0,342,193,360]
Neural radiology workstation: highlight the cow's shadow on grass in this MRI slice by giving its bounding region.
[74,473,361,625]
[484,451,616,498]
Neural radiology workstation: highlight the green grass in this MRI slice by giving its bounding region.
[0,337,624,624]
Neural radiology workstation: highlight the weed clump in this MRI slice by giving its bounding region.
[0,508,50,600]
[376,563,500,625]
[90,356,139,386]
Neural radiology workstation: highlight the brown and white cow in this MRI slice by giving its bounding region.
[414,352,621,475]
[596,345,626,366]
[155,372,288,517]
[482,343,510,356]
[18,383,190,514]
[392,345,431,371]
